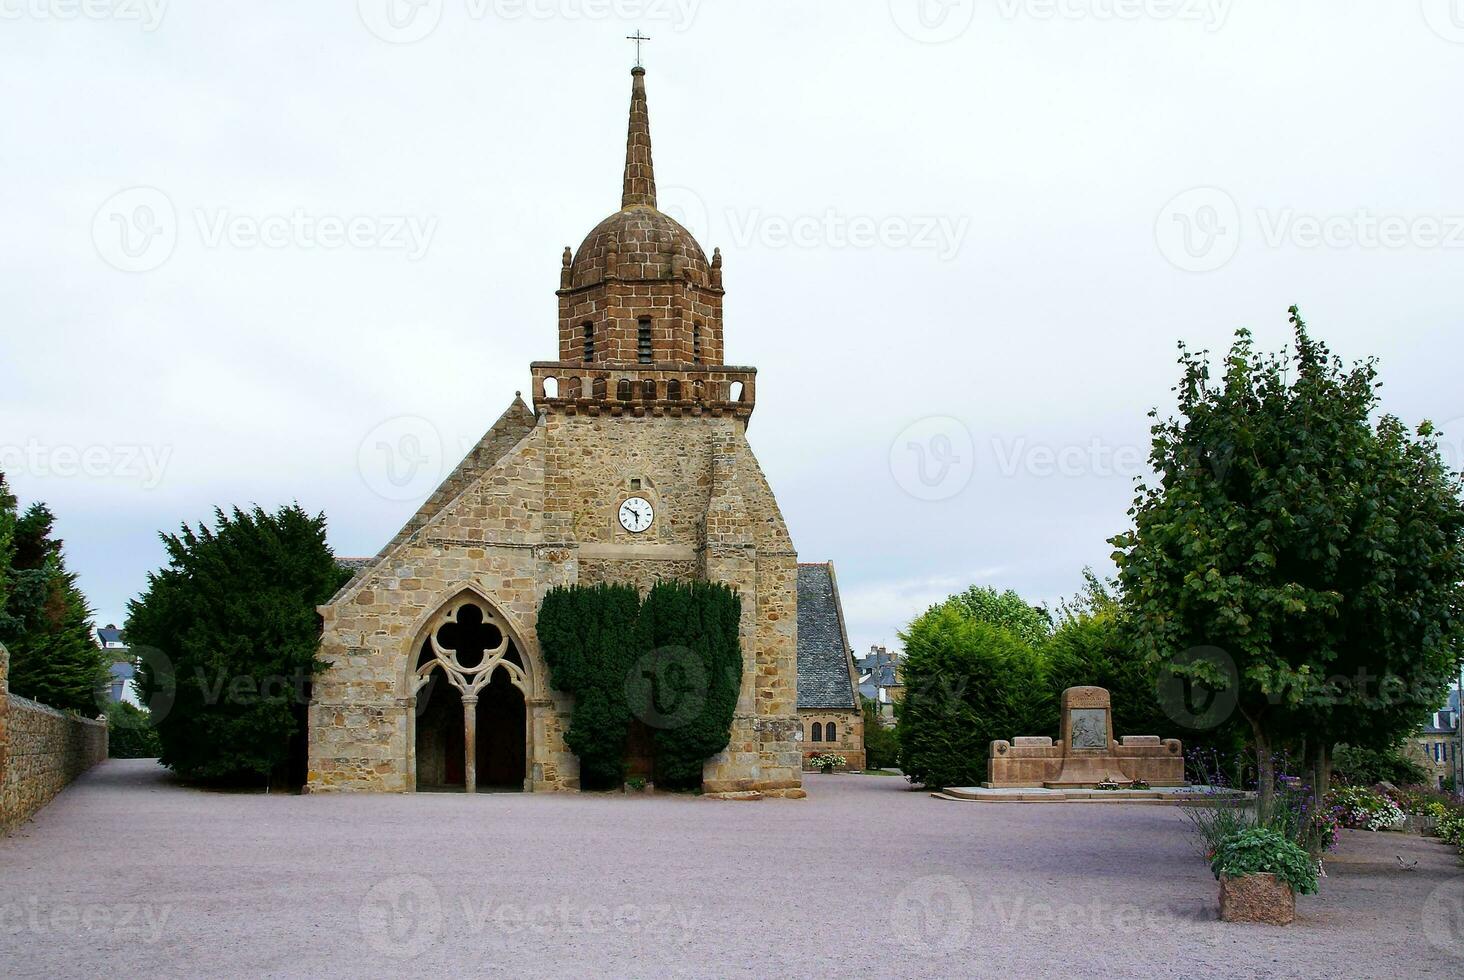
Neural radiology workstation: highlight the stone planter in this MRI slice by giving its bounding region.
[1218,873,1295,925]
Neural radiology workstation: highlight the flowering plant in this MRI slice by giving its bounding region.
[808,753,847,774]
[1328,786,1405,832]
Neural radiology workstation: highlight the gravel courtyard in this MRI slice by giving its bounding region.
[2,759,1462,978]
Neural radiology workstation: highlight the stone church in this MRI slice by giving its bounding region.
[306,67,817,798]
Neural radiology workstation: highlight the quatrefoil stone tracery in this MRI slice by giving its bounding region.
[413,600,528,700]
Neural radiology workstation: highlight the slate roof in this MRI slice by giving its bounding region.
[796,563,857,710]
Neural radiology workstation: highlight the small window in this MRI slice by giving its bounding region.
[826,721,837,742]
[638,318,652,364]
[582,323,594,363]
[693,324,702,364]
[811,722,823,742]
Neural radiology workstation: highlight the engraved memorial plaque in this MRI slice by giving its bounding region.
[1069,708,1107,750]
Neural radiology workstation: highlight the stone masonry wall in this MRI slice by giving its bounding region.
[0,643,109,835]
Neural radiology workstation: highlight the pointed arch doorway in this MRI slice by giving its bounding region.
[411,596,531,793]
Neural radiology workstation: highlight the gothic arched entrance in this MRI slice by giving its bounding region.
[411,596,531,793]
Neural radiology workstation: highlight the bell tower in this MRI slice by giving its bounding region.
[533,68,754,421]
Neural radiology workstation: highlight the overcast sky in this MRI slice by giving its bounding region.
[3,2,1463,657]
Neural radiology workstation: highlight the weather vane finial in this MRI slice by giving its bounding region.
[626,29,651,69]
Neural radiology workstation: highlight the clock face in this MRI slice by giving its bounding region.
[618,496,654,534]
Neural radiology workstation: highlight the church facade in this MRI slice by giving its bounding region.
[306,67,805,798]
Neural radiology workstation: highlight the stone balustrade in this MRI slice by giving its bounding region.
[529,362,756,421]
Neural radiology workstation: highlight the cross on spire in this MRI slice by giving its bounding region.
[626,30,651,68]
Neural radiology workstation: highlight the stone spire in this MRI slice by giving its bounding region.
[621,67,657,210]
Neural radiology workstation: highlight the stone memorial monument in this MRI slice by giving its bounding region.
[985,687,1185,789]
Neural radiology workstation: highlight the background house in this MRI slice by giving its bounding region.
[97,624,140,708]
[857,645,903,727]
[1406,689,1461,790]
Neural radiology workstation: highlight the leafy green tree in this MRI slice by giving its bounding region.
[950,585,1053,647]
[127,505,351,783]
[0,477,108,714]
[897,603,1052,788]
[1112,309,1464,806]
[1046,606,1168,739]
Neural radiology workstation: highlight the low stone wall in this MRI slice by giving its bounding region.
[0,642,109,835]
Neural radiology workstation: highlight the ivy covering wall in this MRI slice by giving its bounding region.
[539,580,742,790]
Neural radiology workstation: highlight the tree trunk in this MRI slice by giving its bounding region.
[1252,723,1275,816]
[1311,741,1331,799]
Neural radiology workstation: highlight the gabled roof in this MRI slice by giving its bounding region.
[796,562,857,710]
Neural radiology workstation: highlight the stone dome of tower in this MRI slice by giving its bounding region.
[567,207,711,289]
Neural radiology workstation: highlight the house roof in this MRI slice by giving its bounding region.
[97,627,125,645]
[796,563,857,710]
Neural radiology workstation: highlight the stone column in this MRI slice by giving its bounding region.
[463,695,478,794]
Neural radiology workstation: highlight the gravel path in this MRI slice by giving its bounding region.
[2,760,1461,978]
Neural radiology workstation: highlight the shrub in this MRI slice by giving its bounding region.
[633,581,742,790]
[106,701,161,759]
[538,583,640,789]
[1332,743,1430,787]
[808,753,846,774]
[540,580,742,791]
[897,604,1051,789]
[1329,786,1406,831]
[1210,827,1319,895]
[1045,609,1168,738]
